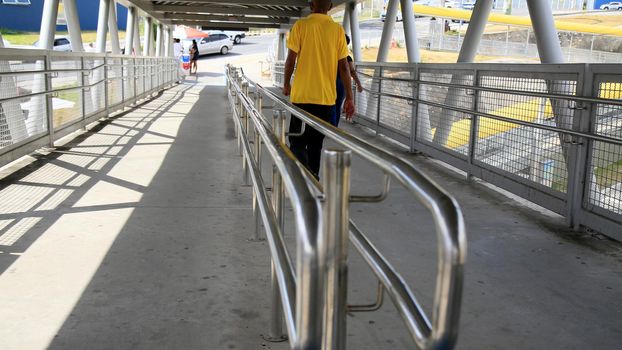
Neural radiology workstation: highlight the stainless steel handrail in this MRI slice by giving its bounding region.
[232,69,466,350]
[227,67,324,349]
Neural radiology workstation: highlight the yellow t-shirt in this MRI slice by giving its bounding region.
[287,13,348,106]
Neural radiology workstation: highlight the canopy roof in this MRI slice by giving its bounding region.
[123,1,351,30]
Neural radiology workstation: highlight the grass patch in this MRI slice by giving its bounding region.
[594,159,622,188]
[1,29,127,47]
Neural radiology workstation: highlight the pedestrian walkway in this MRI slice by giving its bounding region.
[0,70,620,350]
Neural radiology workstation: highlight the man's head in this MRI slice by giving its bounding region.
[310,0,332,13]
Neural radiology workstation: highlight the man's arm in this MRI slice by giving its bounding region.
[349,61,363,93]
[283,49,297,96]
[338,58,355,119]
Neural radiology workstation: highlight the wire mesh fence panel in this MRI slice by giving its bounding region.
[585,74,622,216]
[355,65,380,124]
[50,57,82,128]
[84,58,106,116]
[107,57,123,107]
[474,70,580,193]
[123,58,135,100]
[0,57,47,148]
[379,68,413,136]
[417,67,474,157]
[136,59,145,96]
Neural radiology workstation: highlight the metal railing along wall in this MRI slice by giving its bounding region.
[344,61,622,240]
[0,48,178,167]
[226,65,466,350]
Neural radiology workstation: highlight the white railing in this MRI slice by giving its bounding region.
[0,48,178,166]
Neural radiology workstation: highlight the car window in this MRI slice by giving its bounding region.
[218,34,229,41]
[55,38,69,45]
[200,38,208,44]
[208,35,219,42]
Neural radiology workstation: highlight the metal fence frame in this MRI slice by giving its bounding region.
[344,61,622,240]
[228,65,466,350]
[0,48,178,167]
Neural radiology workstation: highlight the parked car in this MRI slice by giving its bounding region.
[219,31,246,44]
[183,33,233,56]
[445,0,475,9]
[381,0,432,22]
[600,1,622,10]
[33,36,72,51]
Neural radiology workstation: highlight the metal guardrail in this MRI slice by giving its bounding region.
[0,48,178,167]
[341,61,622,240]
[227,65,466,349]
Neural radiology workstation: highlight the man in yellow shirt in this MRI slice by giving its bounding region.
[283,0,355,178]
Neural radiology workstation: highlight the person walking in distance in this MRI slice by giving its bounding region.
[283,0,355,179]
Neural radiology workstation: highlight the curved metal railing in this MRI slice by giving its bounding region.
[226,65,467,350]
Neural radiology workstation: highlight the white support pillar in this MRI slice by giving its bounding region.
[64,0,84,52]
[433,0,494,146]
[133,15,141,55]
[155,23,163,57]
[377,0,399,62]
[39,0,60,49]
[124,6,136,55]
[108,0,121,54]
[347,2,361,62]
[165,27,173,57]
[526,0,564,63]
[143,17,153,56]
[276,29,287,61]
[457,0,493,62]
[400,0,420,63]
[96,0,110,53]
[342,8,351,37]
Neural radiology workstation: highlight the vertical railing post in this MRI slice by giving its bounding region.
[467,68,481,181]
[80,56,86,130]
[267,108,287,342]
[321,149,352,350]
[44,53,55,147]
[241,81,250,185]
[133,58,138,105]
[409,64,419,153]
[104,55,109,115]
[250,91,265,242]
[121,57,125,104]
[375,66,383,134]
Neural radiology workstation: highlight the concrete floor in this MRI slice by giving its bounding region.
[0,67,621,350]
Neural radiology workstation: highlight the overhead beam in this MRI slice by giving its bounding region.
[136,0,307,6]
[151,5,301,17]
[163,13,289,24]
[169,21,281,29]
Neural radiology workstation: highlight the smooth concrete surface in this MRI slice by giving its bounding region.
[0,59,621,350]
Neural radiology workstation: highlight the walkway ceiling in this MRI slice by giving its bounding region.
[124,1,351,30]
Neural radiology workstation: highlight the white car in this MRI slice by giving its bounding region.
[33,36,72,51]
[219,31,246,45]
[600,1,622,10]
[183,33,233,56]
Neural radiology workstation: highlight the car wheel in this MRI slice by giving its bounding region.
[234,36,242,44]
[220,46,229,55]
[604,7,609,10]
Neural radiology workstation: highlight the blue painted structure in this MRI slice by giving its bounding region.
[0,0,127,32]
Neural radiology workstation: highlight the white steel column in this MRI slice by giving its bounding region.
[347,2,362,61]
[276,29,287,61]
[39,0,60,49]
[133,16,141,55]
[377,0,398,62]
[457,0,493,62]
[96,0,110,53]
[165,27,173,57]
[433,0,494,146]
[108,0,121,54]
[400,0,420,63]
[143,17,153,56]
[64,0,84,52]
[342,7,351,37]
[526,0,564,63]
[155,24,163,56]
[124,6,136,55]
